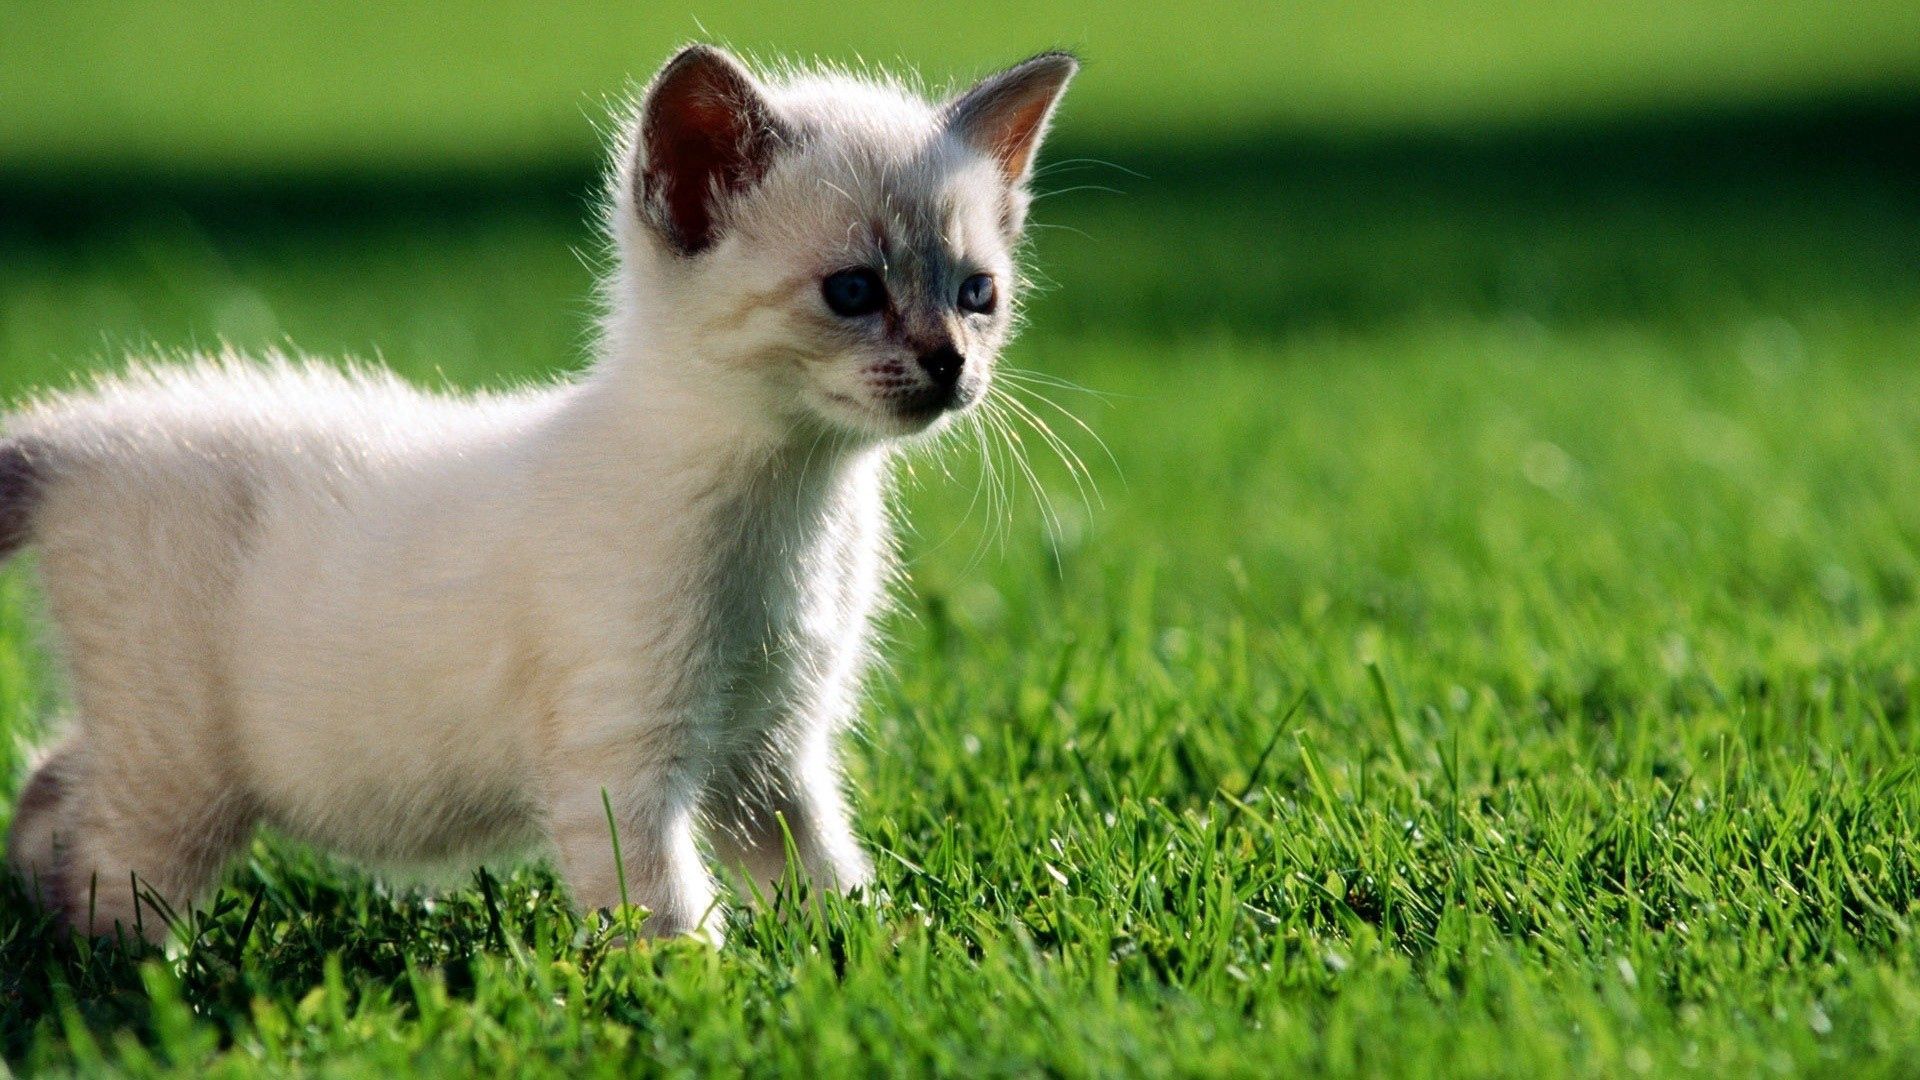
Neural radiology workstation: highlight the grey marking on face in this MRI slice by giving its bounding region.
[868,196,982,346]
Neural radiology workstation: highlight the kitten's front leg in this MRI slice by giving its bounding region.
[545,741,720,942]
[708,738,873,903]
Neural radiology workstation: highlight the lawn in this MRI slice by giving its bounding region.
[5,4,1920,1075]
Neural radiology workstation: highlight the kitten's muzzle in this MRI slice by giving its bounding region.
[898,345,967,419]
[917,344,964,392]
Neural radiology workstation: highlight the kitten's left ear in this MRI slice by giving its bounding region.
[632,44,789,256]
[944,51,1079,187]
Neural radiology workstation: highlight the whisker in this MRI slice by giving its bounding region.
[912,406,997,568]
[997,379,1125,491]
[988,401,1067,576]
[967,405,1010,567]
[1023,221,1093,240]
[1032,157,1150,181]
[959,399,1012,565]
[983,400,1019,553]
[998,389,1100,519]
[997,366,1122,401]
[1030,184,1125,202]
[993,386,1101,515]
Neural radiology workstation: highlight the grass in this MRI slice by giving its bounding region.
[6,9,1920,1073]
[8,0,1920,169]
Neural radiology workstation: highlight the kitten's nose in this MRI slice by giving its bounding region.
[917,345,965,392]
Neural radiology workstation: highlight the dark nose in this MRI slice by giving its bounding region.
[917,345,964,391]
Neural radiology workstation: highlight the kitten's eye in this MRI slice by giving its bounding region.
[822,268,887,317]
[957,273,997,315]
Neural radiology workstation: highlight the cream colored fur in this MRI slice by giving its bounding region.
[1,46,1075,942]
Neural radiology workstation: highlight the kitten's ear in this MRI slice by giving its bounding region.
[944,52,1079,187]
[632,45,788,256]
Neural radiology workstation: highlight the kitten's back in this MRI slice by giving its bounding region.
[8,353,535,535]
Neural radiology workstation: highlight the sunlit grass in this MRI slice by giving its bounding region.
[6,191,1920,1071]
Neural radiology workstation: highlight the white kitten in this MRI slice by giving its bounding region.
[0,45,1075,942]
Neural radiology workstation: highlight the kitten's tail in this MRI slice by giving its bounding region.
[0,437,45,561]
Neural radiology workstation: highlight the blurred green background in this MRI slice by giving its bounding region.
[6,0,1920,374]
[7,2,1920,1075]
[8,0,1920,167]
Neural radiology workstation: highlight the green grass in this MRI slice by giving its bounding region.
[7,0,1920,170]
[6,8,1920,1073]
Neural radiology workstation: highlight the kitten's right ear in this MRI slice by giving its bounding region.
[631,45,788,256]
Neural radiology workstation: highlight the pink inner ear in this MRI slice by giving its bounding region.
[947,55,1076,188]
[641,52,780,254]
[978,93,1058,184]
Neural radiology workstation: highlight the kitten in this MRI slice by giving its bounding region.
[0,45,1075,943]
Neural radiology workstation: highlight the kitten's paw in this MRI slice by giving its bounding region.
[685,915,727,949]
[598,901,727,948]
[823,849,875,897]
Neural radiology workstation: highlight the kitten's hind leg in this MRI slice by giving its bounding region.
[6,731,82,917]
[8,731,256,942]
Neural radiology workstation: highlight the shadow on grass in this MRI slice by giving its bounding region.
[0,852,586,1068]
[4,87,1918,341]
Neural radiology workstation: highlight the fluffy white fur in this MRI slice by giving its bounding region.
[1,45,1075,942]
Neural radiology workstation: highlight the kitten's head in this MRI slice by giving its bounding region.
[606,46,1075,443]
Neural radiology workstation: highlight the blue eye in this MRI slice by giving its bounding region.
[822,268,887,317]
[958,273,996,314]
